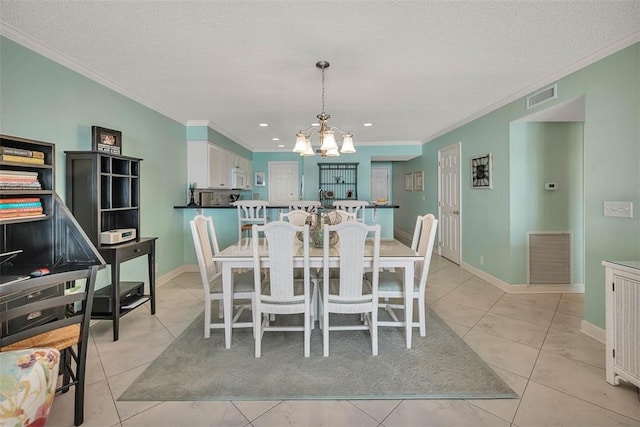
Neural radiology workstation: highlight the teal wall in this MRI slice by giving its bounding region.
[509,122,584,284]
[3,33,638,329]
[395,43,640,328]
[0,36,187,287]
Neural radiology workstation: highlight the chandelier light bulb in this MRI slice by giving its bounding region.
[340,134,355,153]
[293,133,307,153]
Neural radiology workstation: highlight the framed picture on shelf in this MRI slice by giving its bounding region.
[471,153,492,189]
[91,126,122,155]
[255,172,265,187]
[405,173,413,191]
[413,171,424,192]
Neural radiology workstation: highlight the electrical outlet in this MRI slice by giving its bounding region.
[480,256,484,266]
[603,201,633,218]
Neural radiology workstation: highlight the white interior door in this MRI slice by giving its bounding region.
[438,143,461,264]
[268,161,299,204]
[371,167,389,201]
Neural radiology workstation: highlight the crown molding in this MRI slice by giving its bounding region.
[0,23,186,126]
[422,30,640,144]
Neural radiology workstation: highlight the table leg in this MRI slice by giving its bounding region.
[222,264,233,349]
[148,243,156,315]
[404,262,413,349]
[111,261,120,342]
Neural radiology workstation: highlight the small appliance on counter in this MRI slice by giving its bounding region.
[100,228,137,245]
[229,193,240,203]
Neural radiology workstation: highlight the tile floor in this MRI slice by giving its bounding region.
[48,256,640,426]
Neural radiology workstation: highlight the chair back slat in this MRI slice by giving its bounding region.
[190,215,221,292]
[324,222,380,298]
[332,200,369,222]
[279,210,313,226]
[289,200,321,213]
[415,214,438,288]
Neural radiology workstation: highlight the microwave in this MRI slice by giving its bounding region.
[231,167,247,189]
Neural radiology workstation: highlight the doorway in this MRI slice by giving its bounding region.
[371,167,389,202]
[438,142,461,264]
[268,161,299,204]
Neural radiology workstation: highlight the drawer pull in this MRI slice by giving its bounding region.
[27,291,42,299]
[27,311,42,320]
[134,249,141,252]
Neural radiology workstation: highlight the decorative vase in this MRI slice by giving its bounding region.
[298,211,340,248]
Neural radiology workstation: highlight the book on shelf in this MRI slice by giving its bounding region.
[0,206,43,213]
[0,212,45,220]
[0,176,40,182]
[0,170,39,177]
[0,202,42,209]
[0,154,45,165]
[0,146,45,159]
[0,184,43,190]
[0,197,41,203]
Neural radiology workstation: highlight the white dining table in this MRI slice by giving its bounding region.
[213,238,422,350]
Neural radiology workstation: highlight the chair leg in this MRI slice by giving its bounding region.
[418,296,426,336]
[254,309,262,358]
[304,309,311,358]
[323,310,330,357]
[218,299,224,319]
[204,300,211,338]
[371,308,378,356]
[74,342,87,426]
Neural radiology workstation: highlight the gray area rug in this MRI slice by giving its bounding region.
[119,306,516,401]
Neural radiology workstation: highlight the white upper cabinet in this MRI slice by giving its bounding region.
[187,141,252,189]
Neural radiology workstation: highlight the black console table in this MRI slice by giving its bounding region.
[93,237,157,341]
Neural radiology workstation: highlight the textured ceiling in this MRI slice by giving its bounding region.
[1,1,639,153]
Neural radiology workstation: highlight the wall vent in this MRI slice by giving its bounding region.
[526,84,557,109]
[527,232,571,285]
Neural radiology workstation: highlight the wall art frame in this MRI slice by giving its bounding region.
[471,153,492,189]
[91,126,122,155]
[404,173,413,191]
[255,171,265,187]
[413,171,424,192]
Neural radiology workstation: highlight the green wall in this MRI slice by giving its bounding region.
[3,33,638,329]
[0,36,188,286]
[509,122,584,284]
[394,43,640,328]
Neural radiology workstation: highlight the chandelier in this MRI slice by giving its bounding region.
[292,61,355,157]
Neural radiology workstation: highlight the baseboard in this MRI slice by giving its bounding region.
[394,228,413,247]
[460,262,585,294]
[156,265,196,286]
[580,320,605,344]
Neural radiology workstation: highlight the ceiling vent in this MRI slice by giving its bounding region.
[526,84,557,109]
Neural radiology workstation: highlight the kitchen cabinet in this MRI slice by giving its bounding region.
[602,260,640,388]
[188,141,252,189]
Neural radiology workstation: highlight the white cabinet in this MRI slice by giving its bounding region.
[602,261,640,388]
[187,141,252,190]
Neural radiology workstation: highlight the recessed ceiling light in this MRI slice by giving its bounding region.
[277,144,285,148]
[259,123,269,127]
[363,123,373,127]
[272,137,280,141]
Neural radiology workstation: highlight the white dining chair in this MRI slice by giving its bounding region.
[375,213,438,336]
[332,200,369,222]
[251,221,312,357]
[190,215,255,338]
[289,200,321,213]
[324,209,357,224]
[319,221,381,356]
[279,209,313,226]
[233,200,269,241]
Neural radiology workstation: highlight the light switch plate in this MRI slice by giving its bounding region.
[603,201,633,218]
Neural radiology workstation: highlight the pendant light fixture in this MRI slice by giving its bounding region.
[293,61,355,157]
